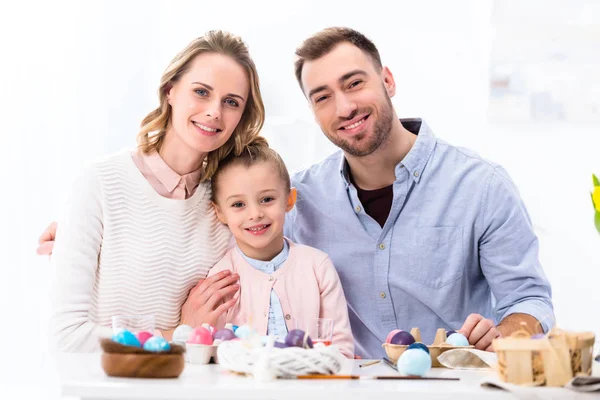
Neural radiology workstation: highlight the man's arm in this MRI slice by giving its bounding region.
[478,166,555,333]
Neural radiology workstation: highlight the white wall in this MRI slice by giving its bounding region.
[1,0,598,398]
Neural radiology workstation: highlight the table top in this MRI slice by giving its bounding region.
[57,353,597,400]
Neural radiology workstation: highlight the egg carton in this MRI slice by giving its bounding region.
[217,339,344,377]
[382,327,473,368]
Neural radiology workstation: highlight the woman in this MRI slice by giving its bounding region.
[49,30,264,351]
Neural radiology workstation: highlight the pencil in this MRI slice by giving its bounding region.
[287,375,460,381]
[359,360,381,368]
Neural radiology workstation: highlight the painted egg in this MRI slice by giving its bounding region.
[385,329,402,344]
[531,333,546,339]
[397,348,432,376]
[172,324,194,344]
[274,341,289,348]
[136,331,153,346]
[201,323,215,335]
[234,325,253,339]
[188,327,214,345]
[214,328,236,341]
[143,336,171,352]
[390,331,416,346]
[232,325,239,333]
[112,330,141,347]
[285,329,313,349]
[446,332,470,346]
[407,342,430,354]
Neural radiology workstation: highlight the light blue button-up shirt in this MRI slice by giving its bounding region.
[238,240,289,339]
[286,118,554,358]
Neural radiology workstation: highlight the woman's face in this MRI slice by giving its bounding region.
[167,52,250,155]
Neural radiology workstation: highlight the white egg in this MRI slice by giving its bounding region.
[172,324,194,344]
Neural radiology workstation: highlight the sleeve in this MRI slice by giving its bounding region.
[206,257,235,330]
[478,166,555,333]
[49,166,112,352]
[315,255,355,358]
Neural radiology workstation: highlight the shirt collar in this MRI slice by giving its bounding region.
[339,118,437,186]
[143,151,202,194]
[238,238,290,270]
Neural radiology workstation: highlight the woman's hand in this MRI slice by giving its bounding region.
[37,221,57,256]
[180,270,239,328]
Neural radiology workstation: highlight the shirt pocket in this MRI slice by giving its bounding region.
[394,226,464,289]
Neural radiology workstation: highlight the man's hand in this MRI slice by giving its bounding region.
[458,313,501,352]
[37,221,57,256]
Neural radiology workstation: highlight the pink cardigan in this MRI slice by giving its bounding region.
[208,240,355,358]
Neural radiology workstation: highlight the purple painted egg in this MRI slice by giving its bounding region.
[531,333,546,339]
[214,328,236,341]
[385,329,402,344]
[390,331,416,346]
[285,329,313,349]
[274,341,289,349]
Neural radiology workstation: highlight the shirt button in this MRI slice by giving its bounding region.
[355,205,361,212]
[380,292,387,299]
[414,171,420,177]
[379,243,385,250]
[285,314,291,320]
[269,276,274,281]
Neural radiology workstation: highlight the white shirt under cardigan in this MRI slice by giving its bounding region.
[49,150,231,352]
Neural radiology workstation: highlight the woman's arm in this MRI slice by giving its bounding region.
[49,166,111,352]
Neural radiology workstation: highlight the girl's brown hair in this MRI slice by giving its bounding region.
[211,136,291,203]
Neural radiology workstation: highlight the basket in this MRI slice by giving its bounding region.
[100,339,185,378]
[493,328,595,387]
[382,327,473,368]
[217,340,344,377]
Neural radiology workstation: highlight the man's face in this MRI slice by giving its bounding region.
[301,42,396,157]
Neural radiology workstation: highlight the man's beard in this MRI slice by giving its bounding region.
[327,93,394,157]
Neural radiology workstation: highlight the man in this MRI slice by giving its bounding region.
[284,27,553,357]
[38,27,554,359]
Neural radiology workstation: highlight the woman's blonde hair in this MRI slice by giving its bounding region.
[137,30,265,181]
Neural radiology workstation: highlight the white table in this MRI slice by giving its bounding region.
[57,354,597,400]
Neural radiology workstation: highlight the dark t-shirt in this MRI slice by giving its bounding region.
[351,176,393,228]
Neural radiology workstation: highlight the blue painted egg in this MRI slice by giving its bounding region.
[235,325,253,339]
[407,342,430,354]
[143,336,171,352]
[397,348,432,376]
[446,332,470,346]
[232,325,239,333]
[112,330,141,347]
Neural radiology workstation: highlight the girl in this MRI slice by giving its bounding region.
[208,138,354,358]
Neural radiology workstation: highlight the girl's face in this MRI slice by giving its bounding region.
[167,52,249,157]
[213,161,296,261]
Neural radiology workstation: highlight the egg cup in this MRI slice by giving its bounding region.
[186,343,219,364]
[100,338,185,378]
[382,327,474,368]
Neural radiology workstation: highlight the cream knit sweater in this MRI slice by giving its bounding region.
[50,150,231,352]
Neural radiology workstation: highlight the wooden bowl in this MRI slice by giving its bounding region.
[100,339,185,378]
[382,328,473,368]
